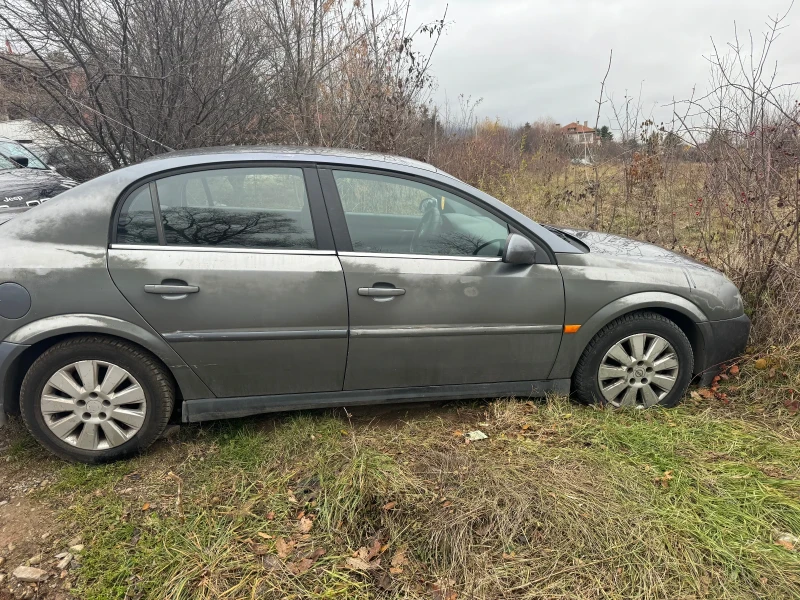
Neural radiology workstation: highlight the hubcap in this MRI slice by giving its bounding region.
[597,333,679,408]
[40,360,146,451]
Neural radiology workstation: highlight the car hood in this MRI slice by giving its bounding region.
[555,227,717,272]
[0,168,76,208]
[554,227,744,320]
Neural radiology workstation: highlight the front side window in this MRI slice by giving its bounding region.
[155,167,316,249]
[332,170,508,257]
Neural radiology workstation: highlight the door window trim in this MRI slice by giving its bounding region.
[109,161,335,251]
[108,243,335,256]
[337,251,502,262]
[316,165,553,263]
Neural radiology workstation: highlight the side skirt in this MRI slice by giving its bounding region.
[182,379,571,423]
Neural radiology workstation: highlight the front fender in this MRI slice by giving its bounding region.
[548,291,708,380]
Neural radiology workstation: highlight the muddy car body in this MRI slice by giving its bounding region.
[0,147,749,462]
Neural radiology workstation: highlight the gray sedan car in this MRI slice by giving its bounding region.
[0,147,750,462]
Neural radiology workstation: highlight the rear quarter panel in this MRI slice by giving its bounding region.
[0,174,213,402]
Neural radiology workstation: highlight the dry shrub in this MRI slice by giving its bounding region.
[426,16,800,349]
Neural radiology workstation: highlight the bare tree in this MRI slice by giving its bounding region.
[670,7,800,342]
[0,0,446,165]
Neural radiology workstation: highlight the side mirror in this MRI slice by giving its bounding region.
[502,233,537,265]
[10,156,29,168]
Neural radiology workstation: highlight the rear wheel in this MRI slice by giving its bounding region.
[573,312,693,409]
[20,336,174,463]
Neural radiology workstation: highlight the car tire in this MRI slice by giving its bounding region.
[20,336,174,463]
[572,312,694,409]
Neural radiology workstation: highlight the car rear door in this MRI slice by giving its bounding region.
[108,164,348,398]
[319,167,565,391]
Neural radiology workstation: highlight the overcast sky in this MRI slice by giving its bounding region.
[405,0,799,129]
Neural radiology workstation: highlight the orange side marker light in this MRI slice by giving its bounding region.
[564,325,581,334]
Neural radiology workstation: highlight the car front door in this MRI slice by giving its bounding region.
[319,167,565,391]
[108,165,348,398]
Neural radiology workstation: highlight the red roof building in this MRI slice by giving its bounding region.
[561,121,598,145]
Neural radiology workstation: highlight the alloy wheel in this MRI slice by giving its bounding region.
[597,333,679,408]
[40,360,147,450]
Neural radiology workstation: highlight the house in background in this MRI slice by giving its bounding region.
[560,121,599,146]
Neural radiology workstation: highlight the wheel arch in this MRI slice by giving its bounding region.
[1,315,213,419]
[548,292,709,380]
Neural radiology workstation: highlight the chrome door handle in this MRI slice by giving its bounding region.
[357,287,406,297]
[144,284,199,294]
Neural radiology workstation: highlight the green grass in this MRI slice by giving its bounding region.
[29,390,799,600]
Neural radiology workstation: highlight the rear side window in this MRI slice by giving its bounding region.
[155,167,316,249]
[116,185,159,245]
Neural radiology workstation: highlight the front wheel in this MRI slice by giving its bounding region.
[20,336,174,463]
[572,312,694,409]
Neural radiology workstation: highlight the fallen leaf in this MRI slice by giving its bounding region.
[774,532,798,551]
[141,503,151,511]
[287,558,313,575]
[382,501,397,511]
[654,470,674,488]
[376,571,393,590]
[728,364,740,375]
[345,556,380,571]
[390,548,408,569]
[266,511,275,520]
[754,358,768,370]
[308,547,326,559]
[366,538,382,561]
[261,555,282,571]
[275,538,295,559]
[452,429,463,437]
[257,532,273,540]
[251,543,270,556]
[298,516,313,533]
[430,580,458,600]
[502,552,516,560]
[697,388,715,399]
[287,490,299,504]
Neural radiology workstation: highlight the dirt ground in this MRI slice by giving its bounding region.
[0,402,446,599]
[0,420,72,600]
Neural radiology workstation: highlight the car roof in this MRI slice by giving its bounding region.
[142,145,450,177]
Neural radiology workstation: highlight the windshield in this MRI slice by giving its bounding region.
[0,141,49,169]
[0,154,18,171]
